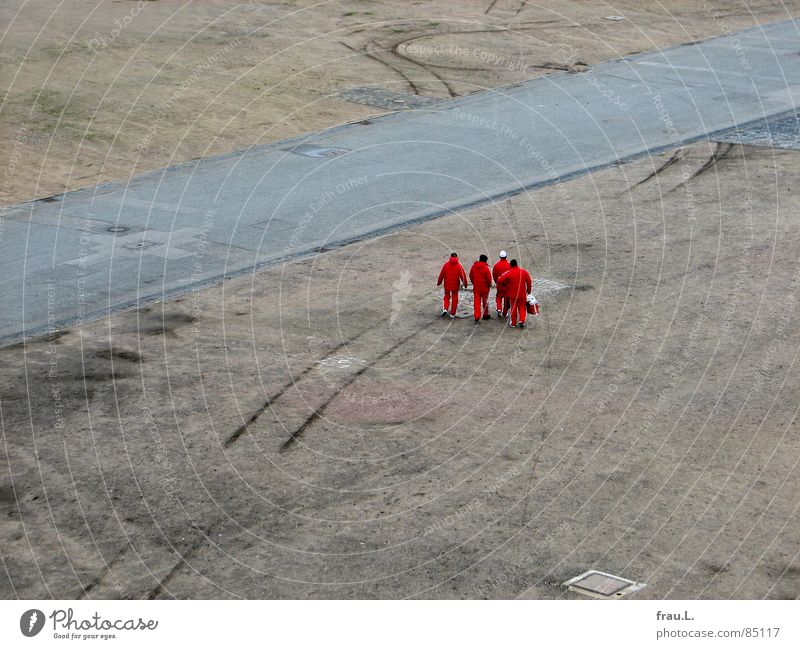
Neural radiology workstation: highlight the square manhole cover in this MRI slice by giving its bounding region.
[285,144,351,158]
[562,570,645,599]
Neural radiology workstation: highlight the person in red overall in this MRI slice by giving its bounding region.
[497,259,532,328]
[437,252,468,318]
[468,254,493,324]
[492,250,511,318]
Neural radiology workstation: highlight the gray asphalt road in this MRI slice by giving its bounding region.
[2,19,799,344]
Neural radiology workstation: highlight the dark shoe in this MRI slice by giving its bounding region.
[517,322,526,329]
[440,310,449,318]
[474,318,480,324]
[482,314,491,320]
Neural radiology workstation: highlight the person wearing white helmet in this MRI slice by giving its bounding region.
[492,250,511,318]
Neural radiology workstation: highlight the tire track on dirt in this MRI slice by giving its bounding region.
[668,142,735,194]
[77,546,128,599]
[226,297,437,449]
[391,40,458,98]
[145,525,214,600]
[619,149,684,196]
[485,0,528,17]
[690,142,735,180]
[339,41,422,95]
[279,321,435,452]
[223,323,376,448]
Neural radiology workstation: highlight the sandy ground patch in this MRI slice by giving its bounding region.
[2,138,799,598]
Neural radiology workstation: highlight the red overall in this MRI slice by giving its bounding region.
[492,258,511,316]
[437,257,467,316]
[498,266,532,326]
[469,260,493,320]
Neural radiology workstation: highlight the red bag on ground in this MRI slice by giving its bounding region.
[527,294,540,315]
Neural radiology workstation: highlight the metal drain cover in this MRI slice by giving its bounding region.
[562,570,645,599]
[285,144,351,158]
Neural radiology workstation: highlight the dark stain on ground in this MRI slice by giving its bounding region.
[2,374,96,405]
[762,562,800,588]
[781,565,800,578]
[2,329,70,352]
[137,311,196,336]
[94,348,142,363]
[0,340,25,352]
[703,561,731,574]
[161,313,196,325]
[0,484,18,507]
[144,325,173,337]
[572,285,594,291]
[550,242,593,253]
[71,353,132,382]
[80,370,129,382]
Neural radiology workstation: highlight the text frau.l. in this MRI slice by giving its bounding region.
[50,609,158,631]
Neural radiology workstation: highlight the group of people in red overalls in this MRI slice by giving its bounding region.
[436,251,533,329]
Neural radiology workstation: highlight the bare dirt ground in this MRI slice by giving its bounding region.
[2,1,800,599]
